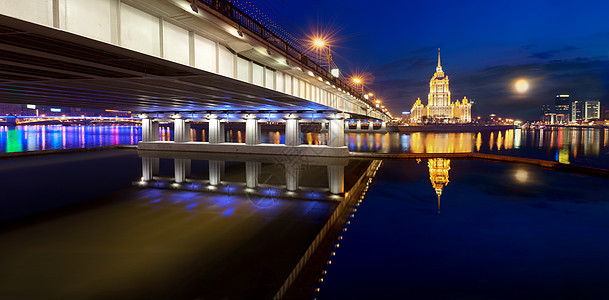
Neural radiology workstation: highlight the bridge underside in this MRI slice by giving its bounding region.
[0,15,335,114]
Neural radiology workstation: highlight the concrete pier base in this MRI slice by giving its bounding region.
[137,141,349,157]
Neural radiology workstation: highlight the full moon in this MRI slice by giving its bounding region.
[515,79,529,93]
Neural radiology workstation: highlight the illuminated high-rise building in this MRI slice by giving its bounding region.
[584,100,600,121]
[427,50,452,119]
[555,95,570,123]
[570,100,584,122]
[410,49,471,123]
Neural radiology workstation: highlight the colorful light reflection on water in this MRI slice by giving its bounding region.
[2,125,608,169]
[347,128,609,169]
[0,125,141,153]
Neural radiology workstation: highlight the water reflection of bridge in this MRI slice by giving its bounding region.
[133,151,382,298]
[135,151,368,199]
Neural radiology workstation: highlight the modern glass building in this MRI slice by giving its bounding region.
[584,100,601,121]
[555,95,570,124]
[571,100,584,122]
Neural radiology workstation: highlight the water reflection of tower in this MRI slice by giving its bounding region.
[427,158,451,214]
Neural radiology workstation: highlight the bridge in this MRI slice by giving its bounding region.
[0,0,391,156]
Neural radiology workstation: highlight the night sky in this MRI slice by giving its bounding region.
[248,0,609,120]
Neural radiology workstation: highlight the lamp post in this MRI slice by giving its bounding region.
[314,39,324,67]
[352,77,364,94]
[314,39,334,72]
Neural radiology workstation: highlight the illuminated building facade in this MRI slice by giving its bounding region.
[555,95,570,124]
[584,100,600,121]
[410,49,472,123]
[411,98,425,123]
[571,100,584,122]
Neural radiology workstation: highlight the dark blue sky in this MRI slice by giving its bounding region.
[248,0,609,120]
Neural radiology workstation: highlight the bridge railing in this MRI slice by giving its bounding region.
[197,0,386,116]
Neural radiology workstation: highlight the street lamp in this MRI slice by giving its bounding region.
[352,77,364,94]
[313,39,334,73]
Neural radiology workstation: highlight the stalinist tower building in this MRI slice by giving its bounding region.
[427,49,452,119]
[410,49,472,123]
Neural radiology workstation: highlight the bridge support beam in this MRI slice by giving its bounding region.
[208,115,225,143]
[368,121,374,131]
[381,121,387,131]
[151,120,159,141]
[141,115,153,142]
[285,115,301,146]
[245,115,261,145]
[173,114,190,143]
[356,120,362,130]
[328,116,345,147]
[328,165,345,194]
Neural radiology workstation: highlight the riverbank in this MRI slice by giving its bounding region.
[394,124,514,132]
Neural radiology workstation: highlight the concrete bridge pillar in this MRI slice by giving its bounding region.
[141,115,153,142]
[356,120,362,130]
[320,121,328,145]
[328,116,345,147]
[328,165,345,194]
[245,161,261,188]
[285,162,300,191]
[381,121,387,131]
[173,114,190,143]
[285,114,301,146]
[151,120,159,141]
[209,160,224,185]
[208,114,225,143]
[368,120,374,131]
[174,158,190,183]
[184,120,191,142]
[245,115,261,145]
[345,120,350,130]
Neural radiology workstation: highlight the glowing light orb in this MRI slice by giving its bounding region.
[515,79,529,93]
[314,40,324,47]
[514,169,529,183]
[352,78,361,84]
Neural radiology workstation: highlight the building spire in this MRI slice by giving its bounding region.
[437,48,441,68]
[436,48,443,73]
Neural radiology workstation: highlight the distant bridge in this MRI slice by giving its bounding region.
[6,116,140,125]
